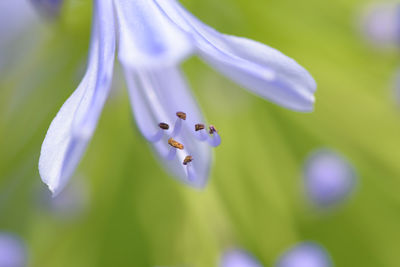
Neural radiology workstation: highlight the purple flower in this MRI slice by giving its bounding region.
[360,2,400,48]
[276,242,332,267]
[39,0,317,195]
[0,233,27,267]
[220,249,263,267]
[303,149,357,207]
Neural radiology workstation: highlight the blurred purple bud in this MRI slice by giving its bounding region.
[276,242,333,267]
[0,233,27,267]
[30,0,63,18]
[220,249,263,267]
[303,149,357,207]
[360,3,400,48]
[0,0,38,47]
[0,0,41,73]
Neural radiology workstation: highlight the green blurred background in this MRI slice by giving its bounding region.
[1,0,400,266]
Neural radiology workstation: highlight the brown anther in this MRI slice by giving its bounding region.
[176,111,187,120]
[158,123,169,130]
[183,156,193,165]
[168,138,184,150]
[209,125,218,134]
[195,124,205,131]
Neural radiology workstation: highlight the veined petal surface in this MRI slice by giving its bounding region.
[39,0,115,196]
[114,0,194,68]
[153,0,316,112]
[124,66,212,188]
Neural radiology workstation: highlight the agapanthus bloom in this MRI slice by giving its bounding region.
[0,232,27,267]
[276,242,332,267]
[39,0,316,195]
[220,249,263,267]
[303,149,357,207]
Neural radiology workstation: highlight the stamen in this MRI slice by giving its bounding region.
[146,122,171,142]
[168,138,184,150]
[152,114,222,180]
[209,125,217,134]
[186,162,196,181]
[176,111,187,120]
[158,122,169,130]
[195,124,205,131]
[207,125,221,147]
[194,124,208,141]
[171,112,186,137]
[183,155,193,165]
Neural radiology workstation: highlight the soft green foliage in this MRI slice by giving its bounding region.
[1,0,400,266]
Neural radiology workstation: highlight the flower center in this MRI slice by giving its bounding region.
[148,111,221,181]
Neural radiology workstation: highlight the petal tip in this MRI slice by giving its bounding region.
[48,185,59,198]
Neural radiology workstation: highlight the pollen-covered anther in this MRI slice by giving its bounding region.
[158,122,170,130]
[183,155,193,165]
[209,125,218,135]
[195,124,205,131]
[176,111,187,120]
[168,138,184,150]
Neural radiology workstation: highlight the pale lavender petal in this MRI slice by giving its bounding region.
[0,232,27,267]
[220,249,263,267]
[276,242,333,267]
[124,66,212,188]
[39,0,115,196]
[153,0,316,112]
[114,0,194,68]
[303,149,357,207]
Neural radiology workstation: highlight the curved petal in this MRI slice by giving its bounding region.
[153,0,316,112]
[39,0,115,196]
[114,0,194,68]
[124,66,212,188]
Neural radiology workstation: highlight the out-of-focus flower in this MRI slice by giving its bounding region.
[0,0,36,45]
[276,242,333,267]
[0,232,27,267]
[30,0,63,18]
[303,149,357,207]
[39,0,317,196]
[0,0,39,70]
[360,2,400,49]
[220,249,263,267]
